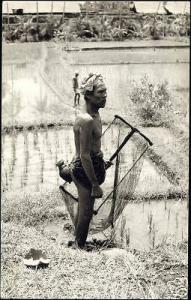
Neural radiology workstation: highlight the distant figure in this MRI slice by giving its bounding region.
[73,71,80,107]
[163,2,173,15]
[129,1,137,13]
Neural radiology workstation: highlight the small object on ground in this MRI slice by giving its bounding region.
[56,161,73,183]
[23,248,50,267]
[56,160,65,167]
[63,223,73,231]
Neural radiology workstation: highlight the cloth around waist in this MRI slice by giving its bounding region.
[71,152,106,189]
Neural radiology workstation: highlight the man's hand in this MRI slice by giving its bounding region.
[91,184,103,198]
[104,160,113,170]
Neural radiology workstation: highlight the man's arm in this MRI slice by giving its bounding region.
[79,118,103,198]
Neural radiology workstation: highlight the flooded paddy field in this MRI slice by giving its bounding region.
[2,42,189,126]
[2,42,189,251]
[42,193,188,252]
[1,125,172,193]
[2,123,188,251]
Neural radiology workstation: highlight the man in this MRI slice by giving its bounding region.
[58,73,107,249]
[72,71,80,107]
[129,1,137,13]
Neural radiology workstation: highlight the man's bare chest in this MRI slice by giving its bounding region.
[92,119,102,140]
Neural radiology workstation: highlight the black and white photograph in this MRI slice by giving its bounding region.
[1,1,189,299]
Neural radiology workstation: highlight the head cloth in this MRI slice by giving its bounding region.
[80,73,104,95]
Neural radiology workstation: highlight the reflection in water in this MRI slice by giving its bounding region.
[2,126,188,253]
[113,198,188,251]
[2,125,174,195]
[2,61,75,126]
[2,45,189,127]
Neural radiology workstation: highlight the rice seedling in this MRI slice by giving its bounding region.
[40,153,44,184]
[148,212,153,233]
[120,214,127,248]
[152,223,156,249]
[125,227,130,248]
[164,196,167,211]
[168,208,171,221]
[5,170,8,188]
[175,212,179,230]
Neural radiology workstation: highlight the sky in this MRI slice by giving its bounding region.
[2,1,190,14]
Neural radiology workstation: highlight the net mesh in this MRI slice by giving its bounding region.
[60,116,149,233]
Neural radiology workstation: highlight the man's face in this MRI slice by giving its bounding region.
[89,83,107,108]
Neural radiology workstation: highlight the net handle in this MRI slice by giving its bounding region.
[108,128,136,164]
[114,115,153,146]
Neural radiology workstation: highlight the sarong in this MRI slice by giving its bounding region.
[71,153,106,190]
[58,153,106,190]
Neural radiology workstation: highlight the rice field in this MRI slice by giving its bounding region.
[1,41,189,299]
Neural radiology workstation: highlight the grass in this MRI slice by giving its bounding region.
[1,189,67,227]
[1,220,187,299]
[1,189,188,299]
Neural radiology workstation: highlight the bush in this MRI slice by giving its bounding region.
[129,75,173,126]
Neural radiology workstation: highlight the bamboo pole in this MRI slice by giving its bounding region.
[61,1,65,25]
[7,2,10,31]
[183,1,187,14]
[36,1,39,25]
[119,4,122,29]
[156,1,161,14]
[184,2,188,36]
[11,64,14,127]
[62,1,65,18]
[51,1,53,16]
[162,2,165,37]
[109,126,121,228]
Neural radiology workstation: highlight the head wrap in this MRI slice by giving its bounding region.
[80,73,104,95]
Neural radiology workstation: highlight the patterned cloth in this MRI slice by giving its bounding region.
[80,73,104,95]
[71,153,106,190]
[58,153,106,190]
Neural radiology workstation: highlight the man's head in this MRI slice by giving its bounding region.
[75,71,79,77]
[80,74,107,108]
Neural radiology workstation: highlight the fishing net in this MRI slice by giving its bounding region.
[59,115,151,233]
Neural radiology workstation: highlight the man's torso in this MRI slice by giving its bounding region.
[73,112,102,158]
[73,77,79,90]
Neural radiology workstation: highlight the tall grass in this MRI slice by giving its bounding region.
[1,189,68,226]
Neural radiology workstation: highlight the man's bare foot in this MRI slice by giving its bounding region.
[68,240,81,250]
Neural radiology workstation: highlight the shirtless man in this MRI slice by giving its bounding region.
[57,73,107,248]
[71,73,107,248]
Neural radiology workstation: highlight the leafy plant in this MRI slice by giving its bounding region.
[129,75,173,126]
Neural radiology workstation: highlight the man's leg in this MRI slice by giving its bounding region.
[77,93,80,105]
[72,174,95,248]
[74,92,77,107]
